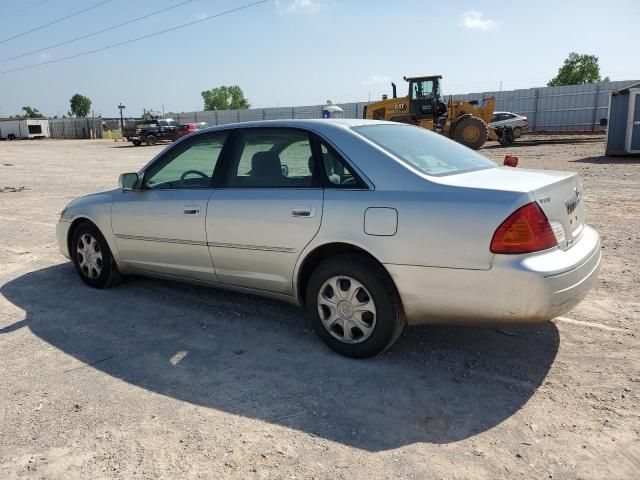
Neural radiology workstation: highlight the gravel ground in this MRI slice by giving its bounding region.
[0,135,638,479]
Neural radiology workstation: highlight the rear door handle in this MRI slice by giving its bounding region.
[291,206,316,218]
[183,205,201,215]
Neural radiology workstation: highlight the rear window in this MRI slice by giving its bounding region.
[353,124,496,176]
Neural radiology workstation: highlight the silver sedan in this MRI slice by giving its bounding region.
[490,111,529,138]
[56,119,600,358]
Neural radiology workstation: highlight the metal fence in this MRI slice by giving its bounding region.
[48,117,102,139]
[165,80,638,133]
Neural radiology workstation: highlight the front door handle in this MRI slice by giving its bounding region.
[183,205,201,215]
[291,206,316,218]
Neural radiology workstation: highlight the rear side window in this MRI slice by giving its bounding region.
[223,129,319,188]
[316,140,364,188]
[353,124,496,176]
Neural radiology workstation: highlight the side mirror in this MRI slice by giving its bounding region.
[599,118,608,127]
[281,164,289,177]
[119,172,139,190]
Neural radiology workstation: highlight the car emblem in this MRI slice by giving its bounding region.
[565,187,581,215]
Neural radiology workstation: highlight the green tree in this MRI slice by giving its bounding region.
[201,85,250,110]
[20,106,42,118]
[69,93,92,117]
[548,52,610,86]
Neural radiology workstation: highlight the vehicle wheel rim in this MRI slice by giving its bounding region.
[317,276,377,344]
[514,127,522,138]
[76,233,103,279]
[463,125,480,142]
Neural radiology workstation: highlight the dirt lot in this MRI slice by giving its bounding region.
[1,135,639,479]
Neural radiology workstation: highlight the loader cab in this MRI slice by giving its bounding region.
[405,75,447,121]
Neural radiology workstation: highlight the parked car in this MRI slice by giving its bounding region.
[490,111,529,138]
[174,122,208,140]
[56,119,600,358]
[123,118,178,146]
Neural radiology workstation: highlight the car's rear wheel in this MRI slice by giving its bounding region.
[145,135,157,146]
[71,222,120,289]
[305,254,405,358]
[513,126,522,138]
[132,139,142,146]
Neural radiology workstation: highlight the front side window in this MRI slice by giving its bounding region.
[224,129,317,188]
[143,133,227,189]
[354,124,496,177]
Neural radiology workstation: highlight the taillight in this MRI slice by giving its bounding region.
[490,202,557,254]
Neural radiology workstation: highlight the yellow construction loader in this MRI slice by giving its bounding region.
[363,75,499,149]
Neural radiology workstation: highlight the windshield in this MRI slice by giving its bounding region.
[353,124,496,176]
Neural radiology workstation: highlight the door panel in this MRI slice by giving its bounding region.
[206,128,324,294]
[206,189,322,293]
[112,189,216,280]
[630,92,640,153]
[111,132,228,280]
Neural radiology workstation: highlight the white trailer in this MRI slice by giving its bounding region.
[0,119,50,140]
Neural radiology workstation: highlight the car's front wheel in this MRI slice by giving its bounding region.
[305,254,405,358]
[513,126,522,138]
[71,222,120,288]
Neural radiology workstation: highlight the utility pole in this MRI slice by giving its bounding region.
[499,81,503,92]
[118,103,126,141]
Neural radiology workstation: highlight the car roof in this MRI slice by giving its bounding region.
[197,118,395,136]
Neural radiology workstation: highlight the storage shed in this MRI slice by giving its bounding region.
[605,81,640,156]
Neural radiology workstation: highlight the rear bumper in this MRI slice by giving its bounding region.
[386,225,601,326]
[56,220,71,259]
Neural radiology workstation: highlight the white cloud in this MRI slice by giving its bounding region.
[38,52,50,60]
[460,10,498,31]
[363,74,391,86]
[277,0,324,13]
[194,11,208,20]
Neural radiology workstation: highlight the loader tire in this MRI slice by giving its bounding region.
[453,116,488,150]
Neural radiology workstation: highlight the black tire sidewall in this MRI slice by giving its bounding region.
[71,223,114,288]
[305,255,400,358]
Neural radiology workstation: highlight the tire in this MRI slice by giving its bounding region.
[145,135,157,146]
[513,126,522,138]
[71,222,121,289]
[8,134,15,140]
[453,115,488,150]
[305,254,405,358]
[132,139,142,146]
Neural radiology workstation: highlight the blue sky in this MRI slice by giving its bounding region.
[0,0,637,118]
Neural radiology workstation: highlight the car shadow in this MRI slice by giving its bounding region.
[571,155,640,164]
[1,264,559,452]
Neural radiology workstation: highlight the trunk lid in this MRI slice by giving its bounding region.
[432,166,585,249]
